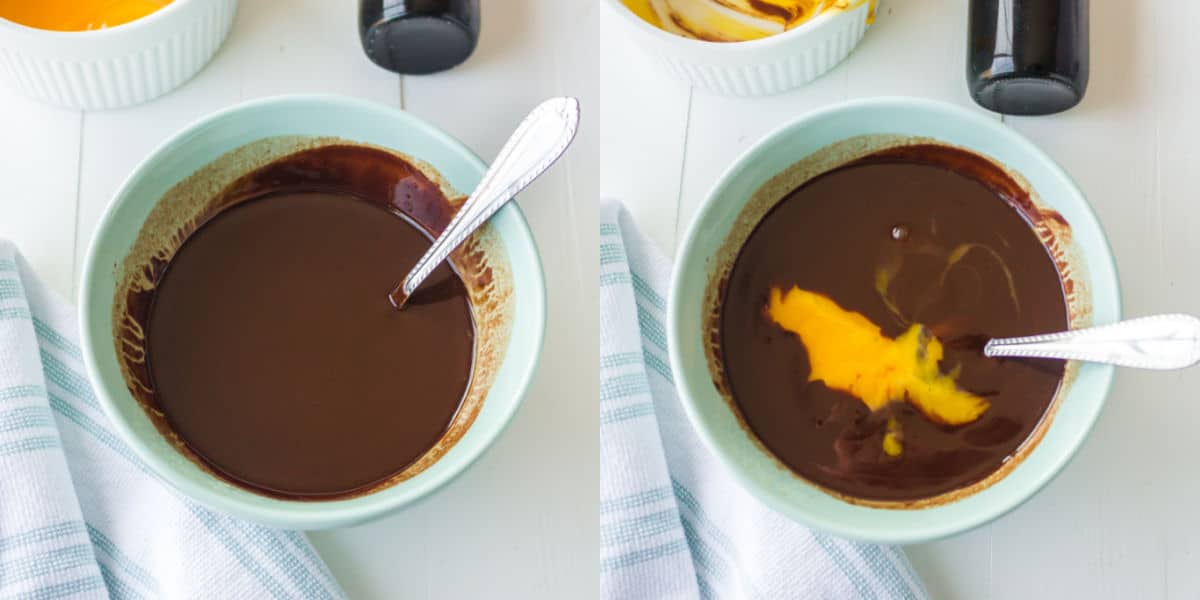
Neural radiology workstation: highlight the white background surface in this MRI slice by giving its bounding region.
[0,0,599,598]
[603,0,1200,598]
[6,0,1200,597]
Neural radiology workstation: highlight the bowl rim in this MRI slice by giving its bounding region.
[77,93,548,529]
[667,95,1121,544]
[602,0,867,50]
[0,0,196,37]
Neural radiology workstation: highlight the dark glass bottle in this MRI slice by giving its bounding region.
[967,0,1089,115]
[359,0,481,75]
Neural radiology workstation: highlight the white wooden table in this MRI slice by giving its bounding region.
[0,1,599,597]
[602,0,1200,598]
[7,0,1200,596]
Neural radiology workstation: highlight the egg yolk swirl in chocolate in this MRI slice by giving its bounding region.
[764,211,1036,456]
[719,148,1070,502]
[766,287,993,457]
[621,0,876,42]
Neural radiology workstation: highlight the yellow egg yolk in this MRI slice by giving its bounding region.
[882,418,903,457]
[1,0,171,32]
[765,286,990,430]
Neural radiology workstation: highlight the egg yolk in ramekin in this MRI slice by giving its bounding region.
[0,0,172,32]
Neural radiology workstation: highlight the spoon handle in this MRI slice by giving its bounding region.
[391,97,581,307]
[983,314,1200,370]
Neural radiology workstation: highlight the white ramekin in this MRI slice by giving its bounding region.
[0,0,238,111]
[607,1,873,97]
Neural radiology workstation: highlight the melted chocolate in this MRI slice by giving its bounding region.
[719,145,1069,502]
[137,146,475,499]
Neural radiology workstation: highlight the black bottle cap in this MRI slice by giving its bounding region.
[360,0,480,76]
[967,0,1089,116]
[971,75,1084,116]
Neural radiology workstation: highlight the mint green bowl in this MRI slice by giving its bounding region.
[669,97,1120,544]
[79,95,546,530]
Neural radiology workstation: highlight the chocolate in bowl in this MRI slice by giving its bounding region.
[112,136,513,500]
[704,135,1090,509]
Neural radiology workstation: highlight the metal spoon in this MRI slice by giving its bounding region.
[389,96,581,309]
[983,314,1200,370]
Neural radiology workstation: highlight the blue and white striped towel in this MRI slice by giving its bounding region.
[0,241,345,600]
[599,201,929,600]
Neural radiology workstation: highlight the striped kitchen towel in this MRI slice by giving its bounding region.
[0,241,345,600]
[599,201,928,600]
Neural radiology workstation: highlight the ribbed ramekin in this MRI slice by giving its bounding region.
[606,1,872,97]
[0,0,238,111]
